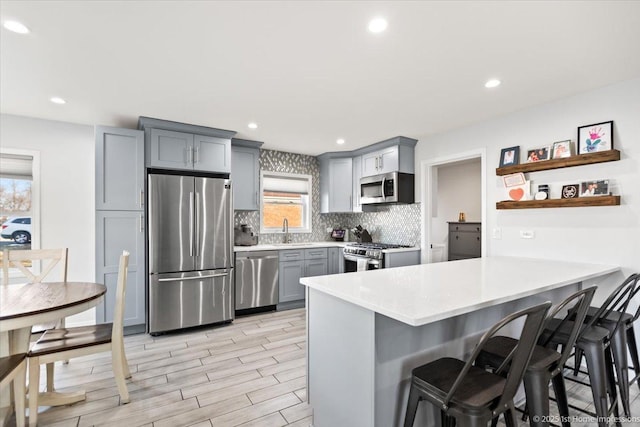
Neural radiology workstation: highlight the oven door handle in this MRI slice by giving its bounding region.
[381,177,386,202]
[344,253,381,267]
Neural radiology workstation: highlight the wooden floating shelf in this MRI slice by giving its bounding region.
[496,150,620,176]
[496,195,620,210]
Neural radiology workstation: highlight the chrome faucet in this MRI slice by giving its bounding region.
[282,218,291,243]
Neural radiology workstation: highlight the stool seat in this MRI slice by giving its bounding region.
[29,324,113,357]
[412,357,506,409]
[542,318,609,345]
[480,336,561,372]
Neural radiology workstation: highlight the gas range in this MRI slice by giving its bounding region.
[343,242,411,261]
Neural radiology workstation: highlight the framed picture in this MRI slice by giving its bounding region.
[561,184,579,199]
[552,140,572,159]
[580,180,609,197]
[577,121,613,154]
[526,146,550,163]
[499,146,519,167]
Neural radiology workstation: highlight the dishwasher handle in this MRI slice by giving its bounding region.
[237,255,279,261]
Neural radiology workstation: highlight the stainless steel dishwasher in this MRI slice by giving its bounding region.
[235,251,279,310]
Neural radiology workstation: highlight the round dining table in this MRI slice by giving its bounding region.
[0,281,106,422]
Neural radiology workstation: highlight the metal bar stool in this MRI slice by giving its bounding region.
[573,273,639,417]
[403,302,551,427]
[476,287,597,427]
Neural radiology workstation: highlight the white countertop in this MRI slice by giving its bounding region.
[300,256,619,327]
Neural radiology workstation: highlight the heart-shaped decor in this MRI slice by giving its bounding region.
[509,188,525,201]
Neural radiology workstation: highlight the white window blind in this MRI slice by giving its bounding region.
[0,153,33,180]
[262,175,310,194]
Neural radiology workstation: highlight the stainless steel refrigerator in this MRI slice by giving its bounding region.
[148,173,233,334]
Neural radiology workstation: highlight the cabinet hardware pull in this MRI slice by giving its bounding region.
[139,189,144,208]
[375,156,379,170]
[456,235,459,240]
[256,191,259,206]
[194,145,200,164]
[186,146,192,165]
[139,214,143,233]
[379,155,383,169]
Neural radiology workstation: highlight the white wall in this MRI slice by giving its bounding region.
[415,77,640,300]
[0,114,95,325]
[432,159,481,258]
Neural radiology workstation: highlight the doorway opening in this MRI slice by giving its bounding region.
[420,149,486,264]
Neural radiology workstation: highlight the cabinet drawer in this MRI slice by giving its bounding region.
[304,248,328,259]
[279,249,305,262]
[448,223,481,233]
[449,232,481,257]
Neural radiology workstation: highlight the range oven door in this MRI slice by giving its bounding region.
[343,254,381,273]
[360,172,398,205]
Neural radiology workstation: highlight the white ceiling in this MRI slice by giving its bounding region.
[1,1,639,155]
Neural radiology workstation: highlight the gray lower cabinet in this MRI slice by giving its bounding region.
[448,222,481,261]
[231,143,261,210]
[278,248,329,308]
[95,126,144,211]
[95,211,145,330]
[328,247,344,274]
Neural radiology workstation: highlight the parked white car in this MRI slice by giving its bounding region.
[1,216,32,244]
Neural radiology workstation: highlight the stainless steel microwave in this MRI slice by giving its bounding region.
[360,172,415,205]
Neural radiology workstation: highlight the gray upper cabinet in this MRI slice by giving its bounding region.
[231,139,263,211]
[95,211,145,329]
[139,117,236,174]
[95,126,144,211]
[149,128,194,170]
[362,146,399,177]
[359,136,417,178]
[193,134,231,173]
[319,154,354,213]
[352,155,363,212]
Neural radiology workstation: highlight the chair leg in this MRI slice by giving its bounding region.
[573,347,584,376]
[45,363,55,392]
[523,371,550,427]
[504,402,518,427]
[111,346,130,404]
[551,373,570,427]
[28,357,40,427]
[604,347,621,426]
[626,325,640,389]
[13,362,26,427]
[120,344,131,379]
[403,385,421,427]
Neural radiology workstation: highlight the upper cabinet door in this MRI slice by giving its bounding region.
[149,128,193,170]
[95,126,144,211]
[361,151,380,177]
[329,158,353,212]
[377,146,399,174]
[193,134,231,173]
[231,145,260,210]
[352,155,362,212]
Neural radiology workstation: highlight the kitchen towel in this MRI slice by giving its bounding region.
[357,258,369,272]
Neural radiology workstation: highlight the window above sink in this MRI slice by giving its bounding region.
[260,171,312,234]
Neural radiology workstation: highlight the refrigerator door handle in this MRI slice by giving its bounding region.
[195,192,200,258]
[157,272,228,282]
[189,191,194,256]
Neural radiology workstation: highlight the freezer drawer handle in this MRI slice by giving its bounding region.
[158,272,229,282]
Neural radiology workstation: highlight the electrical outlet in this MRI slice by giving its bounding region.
[520,230,535,239]
[492,228,502,239]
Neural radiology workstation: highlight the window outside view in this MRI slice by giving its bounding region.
[261,172,312,233]
[0,177,32,249]
[263,191,304,228]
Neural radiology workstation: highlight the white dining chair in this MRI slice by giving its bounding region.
[0,353,27,427]
[2,248,70,389]
[27,251,131,427]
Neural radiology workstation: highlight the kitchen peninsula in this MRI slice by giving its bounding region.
[300,257,619,427]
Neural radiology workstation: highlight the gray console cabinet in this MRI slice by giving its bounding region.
[95,211,146,329]
[231,139,263,211]
[95,126,146,332]
[328,247,344,274]
[448,222,481,261]
[279,248,329,308]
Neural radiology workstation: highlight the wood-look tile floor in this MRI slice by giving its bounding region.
[15,307,640,426]
[26,309,312,427]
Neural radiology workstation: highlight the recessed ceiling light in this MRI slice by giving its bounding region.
[248,122,258,129]
[50,97,66,105]
[485,79,501,88]
[3,20,30,34]
[336,139,345,145]
[368,17,388,33]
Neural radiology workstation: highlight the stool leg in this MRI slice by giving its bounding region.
[610,328,630,416]
[581,343,609,427]
[604,347,622,427]
[626,324,640,389]
[403,386,421,427]
[573,347,584,376]
[551,372,570,427]
[523,370,550,427]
